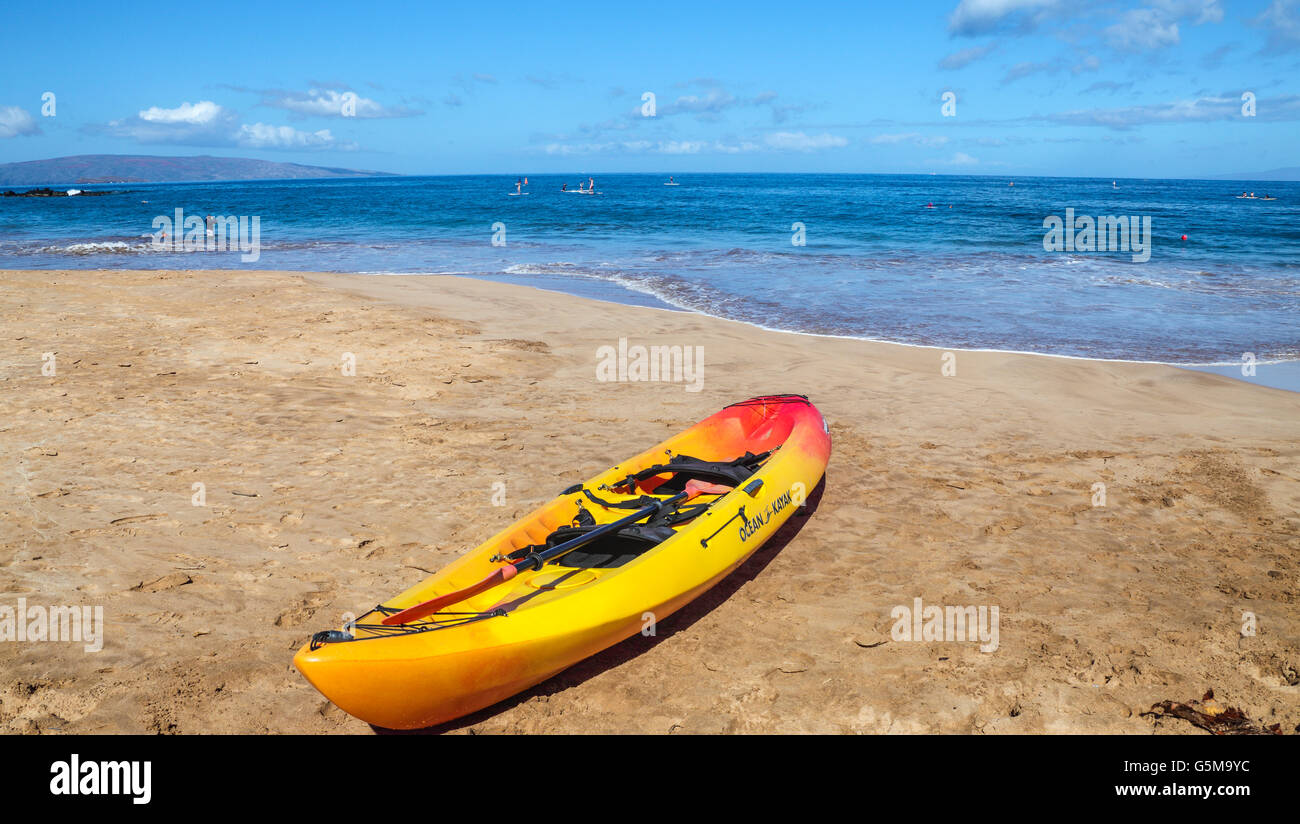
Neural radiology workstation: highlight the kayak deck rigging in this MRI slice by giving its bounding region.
[309,604,506,648]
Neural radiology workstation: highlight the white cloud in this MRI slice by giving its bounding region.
[948,0,1059,36]
[543,142,595,156]
[235,123,353,150]
[657,140,707,154]
[1172,0,1223,24]
[98,99,356,150]
[1251,0,1300,53]
[104,100,238,144]
[764,131,848,151]
[660,90,739,118]
[871,132,950,147]
[939,42,998,69]
[138,100,226,125]
[1106,8,1181,50]
[714,140,761,154]
[1105,1,1223,51]
[948,151,980,165]
[0,106,40,138]
[543,139,760,156]
[1047,93,1300,129]
[265,88,420,119]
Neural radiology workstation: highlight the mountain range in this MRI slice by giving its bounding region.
[0,154,395,185]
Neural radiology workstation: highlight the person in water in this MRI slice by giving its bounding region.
[515,180,522,194]
[669,176,675,184]
[562,182,567,191]
[588,176,594,192]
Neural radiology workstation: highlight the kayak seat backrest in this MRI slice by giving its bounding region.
[619,451,769,495]
[506,477,721,569]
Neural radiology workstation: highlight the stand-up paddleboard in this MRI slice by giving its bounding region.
[508,192,530,196]
[295,395,831,729]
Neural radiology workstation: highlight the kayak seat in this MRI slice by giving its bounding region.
[612,451,770,495]
[500,452,769,569]
[507,499,711,570]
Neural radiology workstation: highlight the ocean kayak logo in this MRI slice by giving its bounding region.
[150,208,261,262]
[595,337,703,392]
[891,597,999,653]
[0,598,103,652]
[738,487,797,541]
[700,484,804,549]
[1042,208,1151,263]
[50,755,151,805]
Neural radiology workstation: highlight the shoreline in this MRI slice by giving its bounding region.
[317,271,1300,392]
[2,268,1297,734]
[11,266,1297,391]
[452,271,1300,388]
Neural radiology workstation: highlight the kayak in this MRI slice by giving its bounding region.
[293,394,831,729]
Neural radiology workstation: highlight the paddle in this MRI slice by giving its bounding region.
[381,479,732,625]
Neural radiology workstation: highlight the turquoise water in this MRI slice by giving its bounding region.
[3,173,1297,371]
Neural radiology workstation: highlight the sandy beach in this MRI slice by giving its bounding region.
[1,267,1297,734]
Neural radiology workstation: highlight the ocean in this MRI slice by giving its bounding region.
[3,173,1297,382]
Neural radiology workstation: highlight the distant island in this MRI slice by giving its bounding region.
[1209,166,1300,182]
[0,154,396,186]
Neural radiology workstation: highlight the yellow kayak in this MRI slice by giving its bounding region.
[293,394,831,729]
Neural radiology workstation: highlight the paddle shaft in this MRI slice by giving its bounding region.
[534,490,687,566]
[380,490,688,625]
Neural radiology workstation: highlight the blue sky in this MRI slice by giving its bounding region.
[0,0,1296,177]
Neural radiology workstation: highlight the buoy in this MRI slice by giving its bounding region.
[1181,234,1187,241]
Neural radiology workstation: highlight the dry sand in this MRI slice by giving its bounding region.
[1,268,1297,734]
